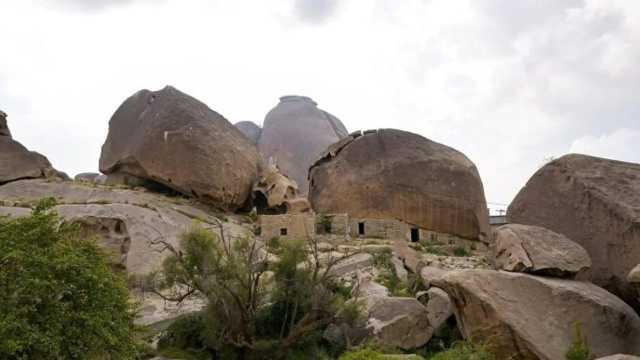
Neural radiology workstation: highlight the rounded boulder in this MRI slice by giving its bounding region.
[308,129,489,242]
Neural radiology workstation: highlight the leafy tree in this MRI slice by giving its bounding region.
[146,222,360,359]
[0,198,137,359]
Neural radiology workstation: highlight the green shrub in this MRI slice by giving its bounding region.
[566,322,592,360]
[426,341,494,360]
[0,198,137,359]
[452,247,470,257]
[157,313,209,356]
[338,347,388,360]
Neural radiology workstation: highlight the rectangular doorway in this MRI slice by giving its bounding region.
[410,228,420,242]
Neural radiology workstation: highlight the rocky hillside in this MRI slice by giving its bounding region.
[2,91,640,359]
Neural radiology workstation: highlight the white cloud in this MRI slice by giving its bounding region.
[570,129,640,164]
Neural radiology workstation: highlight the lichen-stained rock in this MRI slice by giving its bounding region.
[99,86,261,211]
[508,154,640,309]
[258,95,348,194]
[493,223,591,278]
[0,179,251,275]
[309,129,490,242]
[0,111,65,184]
[251,163,310,214]
[433,270,640,360]
[234,121,262,144]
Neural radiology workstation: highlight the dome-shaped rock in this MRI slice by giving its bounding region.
[99,86,261,211]
[508,153,640,310]
[309,129,490,242]
[258,95,348,194]
[234,121,262,144]
[0,111,65,184]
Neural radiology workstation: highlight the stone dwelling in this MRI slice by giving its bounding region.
[258,213,486,251]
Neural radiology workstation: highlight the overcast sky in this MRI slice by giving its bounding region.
[2,0,639,213]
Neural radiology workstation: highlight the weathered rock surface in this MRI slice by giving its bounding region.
[330,253,375,278]
[99,86,261,211]
[0,179,251,275]
[74,172,101,182]
[433,269,640,360]
[309,129,490,242]
[423,287,454,336]
[251,163,310,214]
[508,154,640,309]
[258,95,348,194]
[234,121,262,144]
[596,355,640,360]
[493,223,591,277]
[0,112,65,184]
[362,295,431,350]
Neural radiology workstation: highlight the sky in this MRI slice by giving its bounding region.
[1,0,639,214]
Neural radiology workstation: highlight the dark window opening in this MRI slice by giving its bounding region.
[358,222,365,236]
[280,228,288,236]
[411,228,420,242]
[253,191,287,215]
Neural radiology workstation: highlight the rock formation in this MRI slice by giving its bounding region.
[251,163,310,214]
[258,95,348,194]
[493,223,591,277]
[0,111,66,184]
[99,86,262,211]
[309,129,490,242]
[508,154,640,309]
[433,269,640,360]
[0,179,250,275]
[234,121,262,144]
[74,172,101,183]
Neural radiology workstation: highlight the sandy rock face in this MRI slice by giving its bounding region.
[234,121,262,144]
[309,129,490,242]
[0,180,251,275]
[258,95,348,194]
[493,223,591,277]
[251,163,310,214]
[508,154,640,309]
[0,111,65,184]
[99,86,262,211]
[433,270,640,360]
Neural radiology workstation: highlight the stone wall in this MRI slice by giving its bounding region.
[259,213,315,240]
[258,213,485,251]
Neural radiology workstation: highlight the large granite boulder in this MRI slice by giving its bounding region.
[0,179,251,275]
[508,154,640,309]
[234,121,262,144]
[433,270,640,360]
[361,295,431,350]
[99,86,261,211]
[258,95,348,194]
[493,223,591,278]
[0,111,65,184]
[309,129,490,242]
